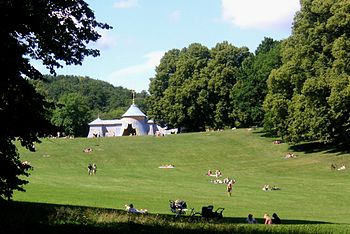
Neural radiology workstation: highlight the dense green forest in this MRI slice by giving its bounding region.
[148,0,350,146]
[31,0,350,147]
[147,38,281,131]
[31,75,148,136]
[264,0,350,145]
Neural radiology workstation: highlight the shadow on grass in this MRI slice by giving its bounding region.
[220,217,329,225]
[0,201,333,234]
[254,129,350,156]
[288,142,350,155]
[254,131,278,139]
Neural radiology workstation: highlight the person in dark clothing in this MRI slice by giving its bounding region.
[88,163,93,175]
[272,213,281,224]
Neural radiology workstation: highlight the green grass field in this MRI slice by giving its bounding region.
[13,128,350,226]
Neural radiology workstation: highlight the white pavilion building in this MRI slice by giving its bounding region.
[87,103,160,137]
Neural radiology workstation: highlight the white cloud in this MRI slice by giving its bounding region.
[221,0,300,31]
[96,30,117,49]
[107,51,165,91]
[169,10,181,23]
[113,0,139,9]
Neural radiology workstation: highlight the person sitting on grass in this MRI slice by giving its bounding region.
[125,204,148,214]
[264,213,272,224]
[271,185,281,190]
[212,179,223,184]
[246,214,258,224]
[83,148,93,153]
[262,184,270,191]
[331,163,337,170]
[337,164,346,171]
[21,160,32,170]
[272,213,281,224]
[285,152,296,159]
[223,177,230,184]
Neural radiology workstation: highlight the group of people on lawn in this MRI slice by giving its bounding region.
[207,169,222,177]
[207,169,236,196]
[87,163,97,175]
[331,163,346,171]
[124,202,281,225]
[246,213,281,224]
[124,167,283,224]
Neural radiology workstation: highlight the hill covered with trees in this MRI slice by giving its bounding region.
[32,75,148,136]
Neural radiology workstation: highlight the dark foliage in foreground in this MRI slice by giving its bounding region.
[0,0,110,200]
[1,201,344,234]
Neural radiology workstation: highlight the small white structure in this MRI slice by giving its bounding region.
[87,103,160,137]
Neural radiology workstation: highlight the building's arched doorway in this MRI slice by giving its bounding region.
[122,124,137,136]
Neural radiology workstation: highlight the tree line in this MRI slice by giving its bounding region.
[147,38,281,132]
[31,75,148,137]
[147,0,350,146]
[34,38,281,137]
[264,0,350,145]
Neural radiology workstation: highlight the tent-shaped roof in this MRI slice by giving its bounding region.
[88,117,122,125]
[122,104,146,117]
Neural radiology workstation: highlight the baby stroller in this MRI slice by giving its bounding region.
[169,200,188,218]
[190,205,224,222]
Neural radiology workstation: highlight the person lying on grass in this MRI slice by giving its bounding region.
[285,152,296,159]
[125,204,148,214]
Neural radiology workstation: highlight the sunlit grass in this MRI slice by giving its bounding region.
[14,129,350,225]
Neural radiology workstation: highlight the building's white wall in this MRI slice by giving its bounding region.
[105,125,119,137]
[121,117,149,136]
[87,126,103,138]
[88,115,162,137]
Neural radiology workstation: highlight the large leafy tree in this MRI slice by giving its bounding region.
[148,43,211,131]
[147,49,180,125]
[0,0,110,200]
[263,0,350,144]
[232,38,281,127]
[163,43,211,131]
[203,41,250,129]
[51,93,91,137]
[148,42,250,131]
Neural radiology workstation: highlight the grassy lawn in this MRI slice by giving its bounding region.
[13,128,350,226]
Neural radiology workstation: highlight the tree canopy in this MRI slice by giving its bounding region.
[32,75,148,136]
[232,38,282,127]
[0,0,110,200]
[51,93,91,136]
[263,0,350,144]
[147,42,250,131]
